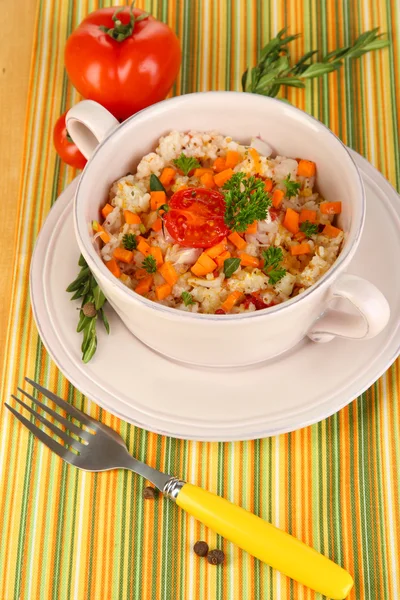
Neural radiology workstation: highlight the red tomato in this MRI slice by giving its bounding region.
[165,188,229,248]
[64,6,181,121]
[243,293,274,311]
[53,112,87,169]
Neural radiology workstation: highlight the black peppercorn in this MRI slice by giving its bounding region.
[82,302,97,317]
[143,486,156,499]
[193,541,209,557]
[207,549,225,565]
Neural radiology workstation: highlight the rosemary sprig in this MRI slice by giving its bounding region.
[66,255,110,363]
[242,27,390,98]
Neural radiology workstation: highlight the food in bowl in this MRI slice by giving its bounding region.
[94,131,344,314]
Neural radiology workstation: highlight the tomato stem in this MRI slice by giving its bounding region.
[99,1,148,42]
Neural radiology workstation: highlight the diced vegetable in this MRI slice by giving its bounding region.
[159,261,179,286]
[194,253,217,273]
[213,157,226,173]
[101,203,114,219]
[290,242,311,256]
[124,210,141,225]
[299,209,317,223]
[135,275,153,295]
[283,208,300,234]
[205,238,228,258]
[264,178,273,192]
[225,150,241,168]
[248,147,261,172]
[228,231,247,250]
[272,189,284,208]
[194,167,214,177]
[323,223,342,237]
[151,218,162,232]
[216,250,231,269]
[105,259,121,278]
[150,190,166,211]
[245,221,258,235]
[135,268,147,279]
[137,238,151,256]
[149,246,164,266]
[320,201,342,215]
[240,253,260,268]
[221,291,243,312]
[214,168,234,188]
[155,283,172,300]
[297,159,316,177]
[159,167,176,187]
[113,247,133,263]
[200,172,215,188]
[191,262,208,277]
[97,224,110,243]
[294,232,307,242]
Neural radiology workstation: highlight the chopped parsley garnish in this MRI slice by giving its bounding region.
[262,246,287,285]
[222,172,271,232]
[122,233,138,251]
[223,257,241,278]
[150,173,166,192]
[300,220,319,237]
[182,291,195,306]
[283,174,301,198]
[173,153,201,176]
[142,255,157,274]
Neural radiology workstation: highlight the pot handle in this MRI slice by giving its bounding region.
[308,273,390,343]
[66,100,119,160]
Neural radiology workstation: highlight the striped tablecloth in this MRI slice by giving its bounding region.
[1,1,399,598]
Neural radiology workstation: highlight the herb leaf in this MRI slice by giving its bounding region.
[267,268,287,285]
[223,172,271,232]
[283,174,301,198]
[142,255,157,274]
[300,220,319,237]
[262,247,287,285]
[173,153,201,176]
[122,233,138,250]
[93,285,106,310]
[182,291,195,306]
[224,257,241,278]
[150,174,166,193]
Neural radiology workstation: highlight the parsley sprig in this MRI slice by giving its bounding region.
[142,255,157,274]
[122,233,138,250]
[242,27,390,99]
[173,153,201,176]
[223,172,271,232]
[262,246,287,285]
[182,291,195,306]
[300,221,319,237]
[283,174,301,198]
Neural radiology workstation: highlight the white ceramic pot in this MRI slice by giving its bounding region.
[67,93,390,367]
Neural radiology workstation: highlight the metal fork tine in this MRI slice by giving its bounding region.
[25,378,97,428]
[17,388,92,441]
[11,395,84,451]
[5,404,75,463]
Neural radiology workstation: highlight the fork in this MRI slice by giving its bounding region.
[6,378,353,600]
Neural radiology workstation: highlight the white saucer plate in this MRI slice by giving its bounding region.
[30,151,400,441]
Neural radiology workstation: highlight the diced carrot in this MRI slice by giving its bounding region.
[214,168,234,188]
[294,232,307,242]
[159,167,176,187]
[240,253,259,268]
[323,223,342,238]
[150,191,166,211]
[105,259,121,278]
[283,208,300,234]
[225,150,241,168]
[200,172,216,188]
[248,147,261,172]
[149,246,164,266]
[156,283,172,300]
[272,189,284,209]
[213,157,226,173]
[205,238,228,258]
[101,203,114,219]
[159,261,178,286]
[137,238,151,256]
[113,247,133,263]
[135,268,147,279]
[297,159,316,178]
[228,231,247,250]
[245,221,258,235]
[320,201,342,215]
[97,224,110,244]
[291,242,311,256]
[151,218,163,232]
[299,209,317,223]
[216,250,231,269]
[191,262,208,277]
[221,291,243,313]
[135,275,153,295]
[194,167,213,177]
[124,210,141,225]
[197,253,217,272]
[264,178,273,192]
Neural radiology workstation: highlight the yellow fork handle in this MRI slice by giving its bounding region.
[176,483,353,600]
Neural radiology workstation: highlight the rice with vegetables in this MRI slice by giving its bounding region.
[94,131,344,314]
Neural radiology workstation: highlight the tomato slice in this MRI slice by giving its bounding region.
[164,188,229,248]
